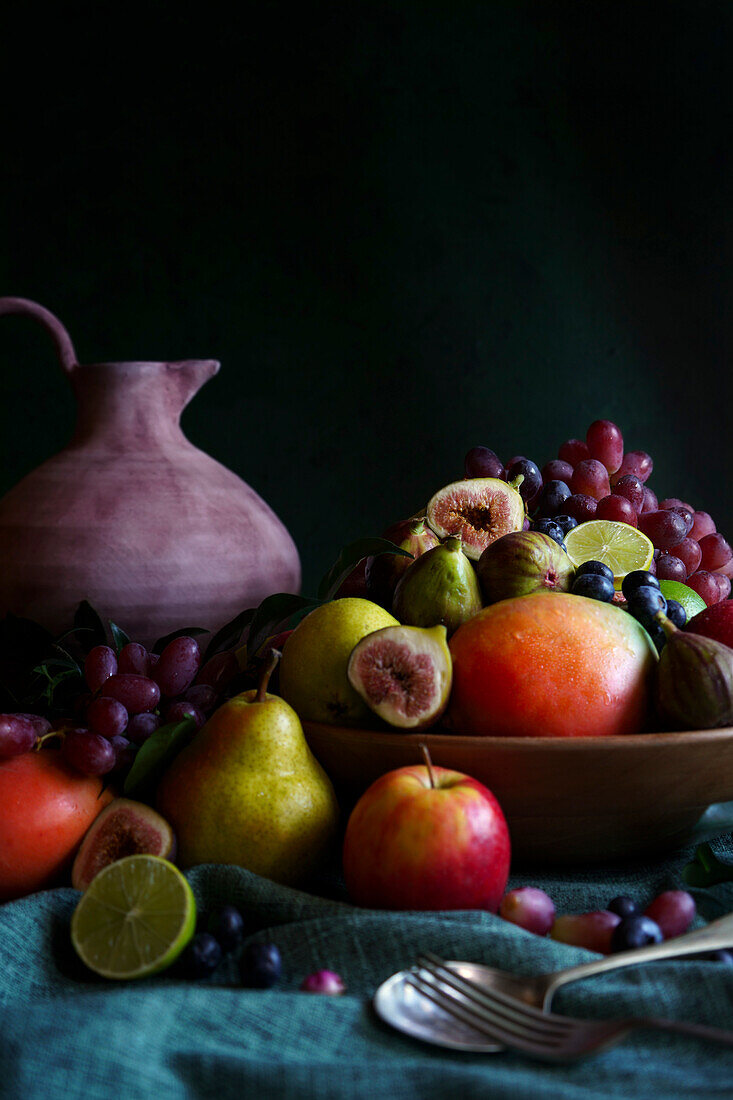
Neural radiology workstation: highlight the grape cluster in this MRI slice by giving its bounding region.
[500,885,706,956]
[465,419,732,607]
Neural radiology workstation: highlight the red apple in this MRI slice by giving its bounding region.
[342,759,511,911]
[687,600,733,649]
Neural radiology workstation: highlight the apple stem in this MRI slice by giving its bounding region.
[419,742,436,788]
[256,649,281,702]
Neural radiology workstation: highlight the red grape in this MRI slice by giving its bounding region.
[640,486,658,513]
[610,450,653,485]
[644,891,696,939]
[586,420,623,474]
[656,554,687,582]
[687,570,731,606]
[153,636,202,697]
[558,439,590,467]
[62,728,116,776]
[118,642,149,676]
[84,645,117,692]
[86,696,129,738]
[464,446,504,479]
[126,712,160,745]
[0,714,38,757]
[613,474,644,513]
[668,537,702,577]
[109,735,136,772]
[103,674,161,714]
[550,911,621,954]
[570,460,611,502]
[12,713,52,737]
[638,509,690,550]
[715,557,733,579]
[699,533,733,572]
[499,887,555,936]
[196,650,239,692]
[659,497,695,514]
[565,493,598,523]
[596,494,638,526]
[542,459,574,484]
[165,700,206,729]
[690,511,716,540]
[183,684,218,712]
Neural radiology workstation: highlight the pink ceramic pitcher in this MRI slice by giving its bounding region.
[0,297,301,645]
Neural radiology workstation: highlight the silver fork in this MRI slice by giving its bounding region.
[406,953,733,1061]
[428,910,733,1010]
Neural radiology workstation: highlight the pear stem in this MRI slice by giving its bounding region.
[256,649,281,702]
[419,742,436,788]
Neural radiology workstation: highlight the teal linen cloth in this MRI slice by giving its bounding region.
[2,835,733,1099]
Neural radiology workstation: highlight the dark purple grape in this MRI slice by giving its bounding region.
[211,905,246,952]
[690,511,716,540]
[669,537,702,576]
[611,915,663,952]
[570,459,611,502]
[464,446,504,479]
[655,554,687,582]
[195,650,239,692]
[84,645,117,692]
[0,714,39,757]
[86,696,129,738]
[153,637,202,697]
[12,713,52,737]
[607,895,639,918]
[611,450,653,485]
[613,474,645,513]
[535,480,571,518]
[62,728,116,776]
[542,459,574,484]
[185,932,223,978]
[572,573,614,602]
[687,570,731,606]
[109,735,136,772]
[126,712,160,745]
[103,674,161,714]
[183,684,218,713]
[638,509,691,550]
[565,493,598,523]
[165,700,206,728]
[576,559,614,583]
[241,943,282,988]
[118,642,150,676]
[699,533,733,572]
[596,494,638,527]
[506,458,542,505]
[558,439,590,467]
[640,486,658,513]
[586,419,624,474]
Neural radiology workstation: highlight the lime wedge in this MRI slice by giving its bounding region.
[71,855,196,980]
[564,520,654,589]
[658,579,707,621]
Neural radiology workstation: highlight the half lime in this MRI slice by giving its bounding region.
[564,520,654,589]
[71,854,196,980]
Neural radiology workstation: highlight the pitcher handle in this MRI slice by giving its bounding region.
[0,297,78,373]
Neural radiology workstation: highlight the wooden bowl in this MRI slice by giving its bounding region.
[302,722,733,865]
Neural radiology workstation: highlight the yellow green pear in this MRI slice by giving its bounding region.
[279,597,398,725]
[156,656,339,886]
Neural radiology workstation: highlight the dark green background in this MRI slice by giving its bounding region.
[1,2,731,593]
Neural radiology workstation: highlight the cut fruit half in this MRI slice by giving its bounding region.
[564,520,654,589]
[347,624,452,730]
[70,854,196,980]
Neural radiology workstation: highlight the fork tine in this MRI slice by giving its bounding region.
[417,953,571,1039]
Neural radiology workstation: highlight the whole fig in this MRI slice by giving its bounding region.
[477,531,575,604]
[655,615,733,729]
[366,518,440,610]
[393,536,483,635]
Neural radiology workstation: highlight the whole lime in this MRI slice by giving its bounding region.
[658,580,707,622]
[279,598,398,725]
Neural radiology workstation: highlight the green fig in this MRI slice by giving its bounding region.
[477,530,575,604]
[655,614,733,729]
[347,624,452,730]
[392,536,483,635]
[156,654,339,886]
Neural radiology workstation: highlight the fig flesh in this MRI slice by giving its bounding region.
[366,518,440,610]
[393,536,483,635]
[347,624,452,729]
[71,798,176,891]
[427,478,525,561]
[477,531,575,604]
[655,616,733,730]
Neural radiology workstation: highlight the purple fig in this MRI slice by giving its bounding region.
[365,518,440,609]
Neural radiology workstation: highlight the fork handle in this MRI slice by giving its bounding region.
[634,1017,733,1047]
[545,910,733,1005]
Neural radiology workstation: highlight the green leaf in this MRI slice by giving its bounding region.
[151,626,210,655]
[245,593,322,664]
[203,608,257,660]
[123,717,198,799]
[682,842,733,887]
[73,601,108,652]
[317,537,412,601]
[109,621,131,654]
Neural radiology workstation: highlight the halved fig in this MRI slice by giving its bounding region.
[426,478,525,560]
[71,798,176,891]
[347,624,452,730]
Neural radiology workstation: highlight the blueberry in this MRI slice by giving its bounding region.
[575,559,614,584]
[707,949,733,965]
[610,914,664,952]
[535,480,572,518]
[621,570,660,600]
[185,932,223,978]
[665,599,687,628]
[607,895,639,918]
[241,942,282,989]
[627,585,667,628]
[532,518,565,545]
[572,573,615,602]
[553,514,578,535]
[211,905,246,953]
